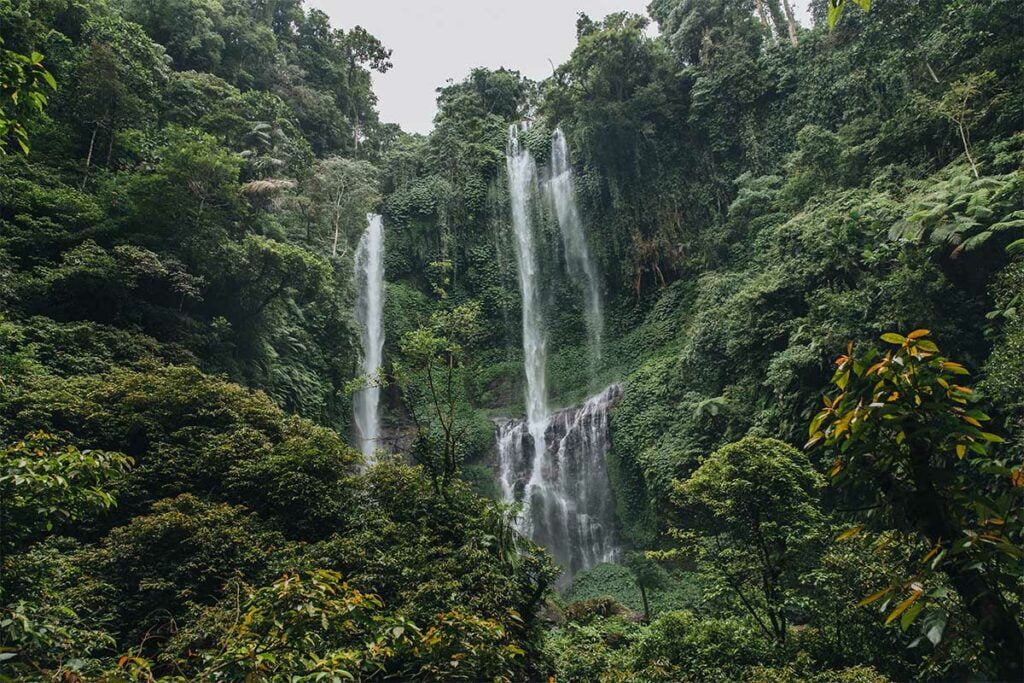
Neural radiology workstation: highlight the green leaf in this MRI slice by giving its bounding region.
[827,0,844,28]
[900,601,923,631]
[880,333,906,344]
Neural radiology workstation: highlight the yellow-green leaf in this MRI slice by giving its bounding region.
[857,587,891,607]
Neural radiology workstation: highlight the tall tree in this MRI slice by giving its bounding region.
[307,156,380,256]
[667,437,825,644]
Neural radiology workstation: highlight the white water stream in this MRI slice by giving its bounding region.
[548,127,603,360]
[353,213,385,461]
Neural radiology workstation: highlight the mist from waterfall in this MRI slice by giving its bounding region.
[503,124,619,582]
[353,213,385,461]
[548,127,603,360]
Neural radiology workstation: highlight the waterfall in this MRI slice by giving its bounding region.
[503,124,619,582]
[547,128,603,360]
[506,124,550,498]
[353,213,385,461]
[497,385,622,582]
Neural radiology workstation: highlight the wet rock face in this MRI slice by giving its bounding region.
[375,424,417,457]
[497,384,622,583]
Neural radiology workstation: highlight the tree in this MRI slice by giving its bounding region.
[647,0,763,64]
[308,156,380,256]
[69,15,167,176]
[341,25,392,149]
[665,437,825,644]
[932,72,995,179]
[808,331,1023,679]
[395,301,482,495]
[624,551,669,623]
[227,234,332,324]
[394,262,482,495]
[119,0,226,72]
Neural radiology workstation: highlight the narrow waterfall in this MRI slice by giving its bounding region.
[505,124,550,495]
[497,385,622,581]
[502,125,619,582]
[547,128,603,359]
[353,213,385,460]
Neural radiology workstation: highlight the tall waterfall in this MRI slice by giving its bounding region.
[353,213,385,460]
[505,124,550,482]
[497,385,621,581]
[502,125,619,582]
[548,128,603,359]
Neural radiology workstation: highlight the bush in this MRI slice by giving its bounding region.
[631,610,774,682]
[544,616,641,682]
[564,596,631,624]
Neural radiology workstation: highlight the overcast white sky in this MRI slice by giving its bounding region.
[306,0,648,133]
[309,0,812,134]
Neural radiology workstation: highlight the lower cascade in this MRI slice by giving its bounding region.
[498,384,622,581]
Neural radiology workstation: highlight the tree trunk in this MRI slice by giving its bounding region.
[781,0,799,45]
[106,128,115,166]
[754,0,772,33]
[81,124,98,190]
[105,106,117,166]
[639,582,650,624]
[767,0,788,42]
[958,116,980,179]
[907,443,1023,680]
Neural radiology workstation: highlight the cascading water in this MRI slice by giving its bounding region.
[547,128,603,359]
[353,213,385,461]
[501,124,619,582]
[497,385,622,581]
[505,124,550,508]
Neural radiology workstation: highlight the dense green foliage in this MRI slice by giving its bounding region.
[2,0,1022,680]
